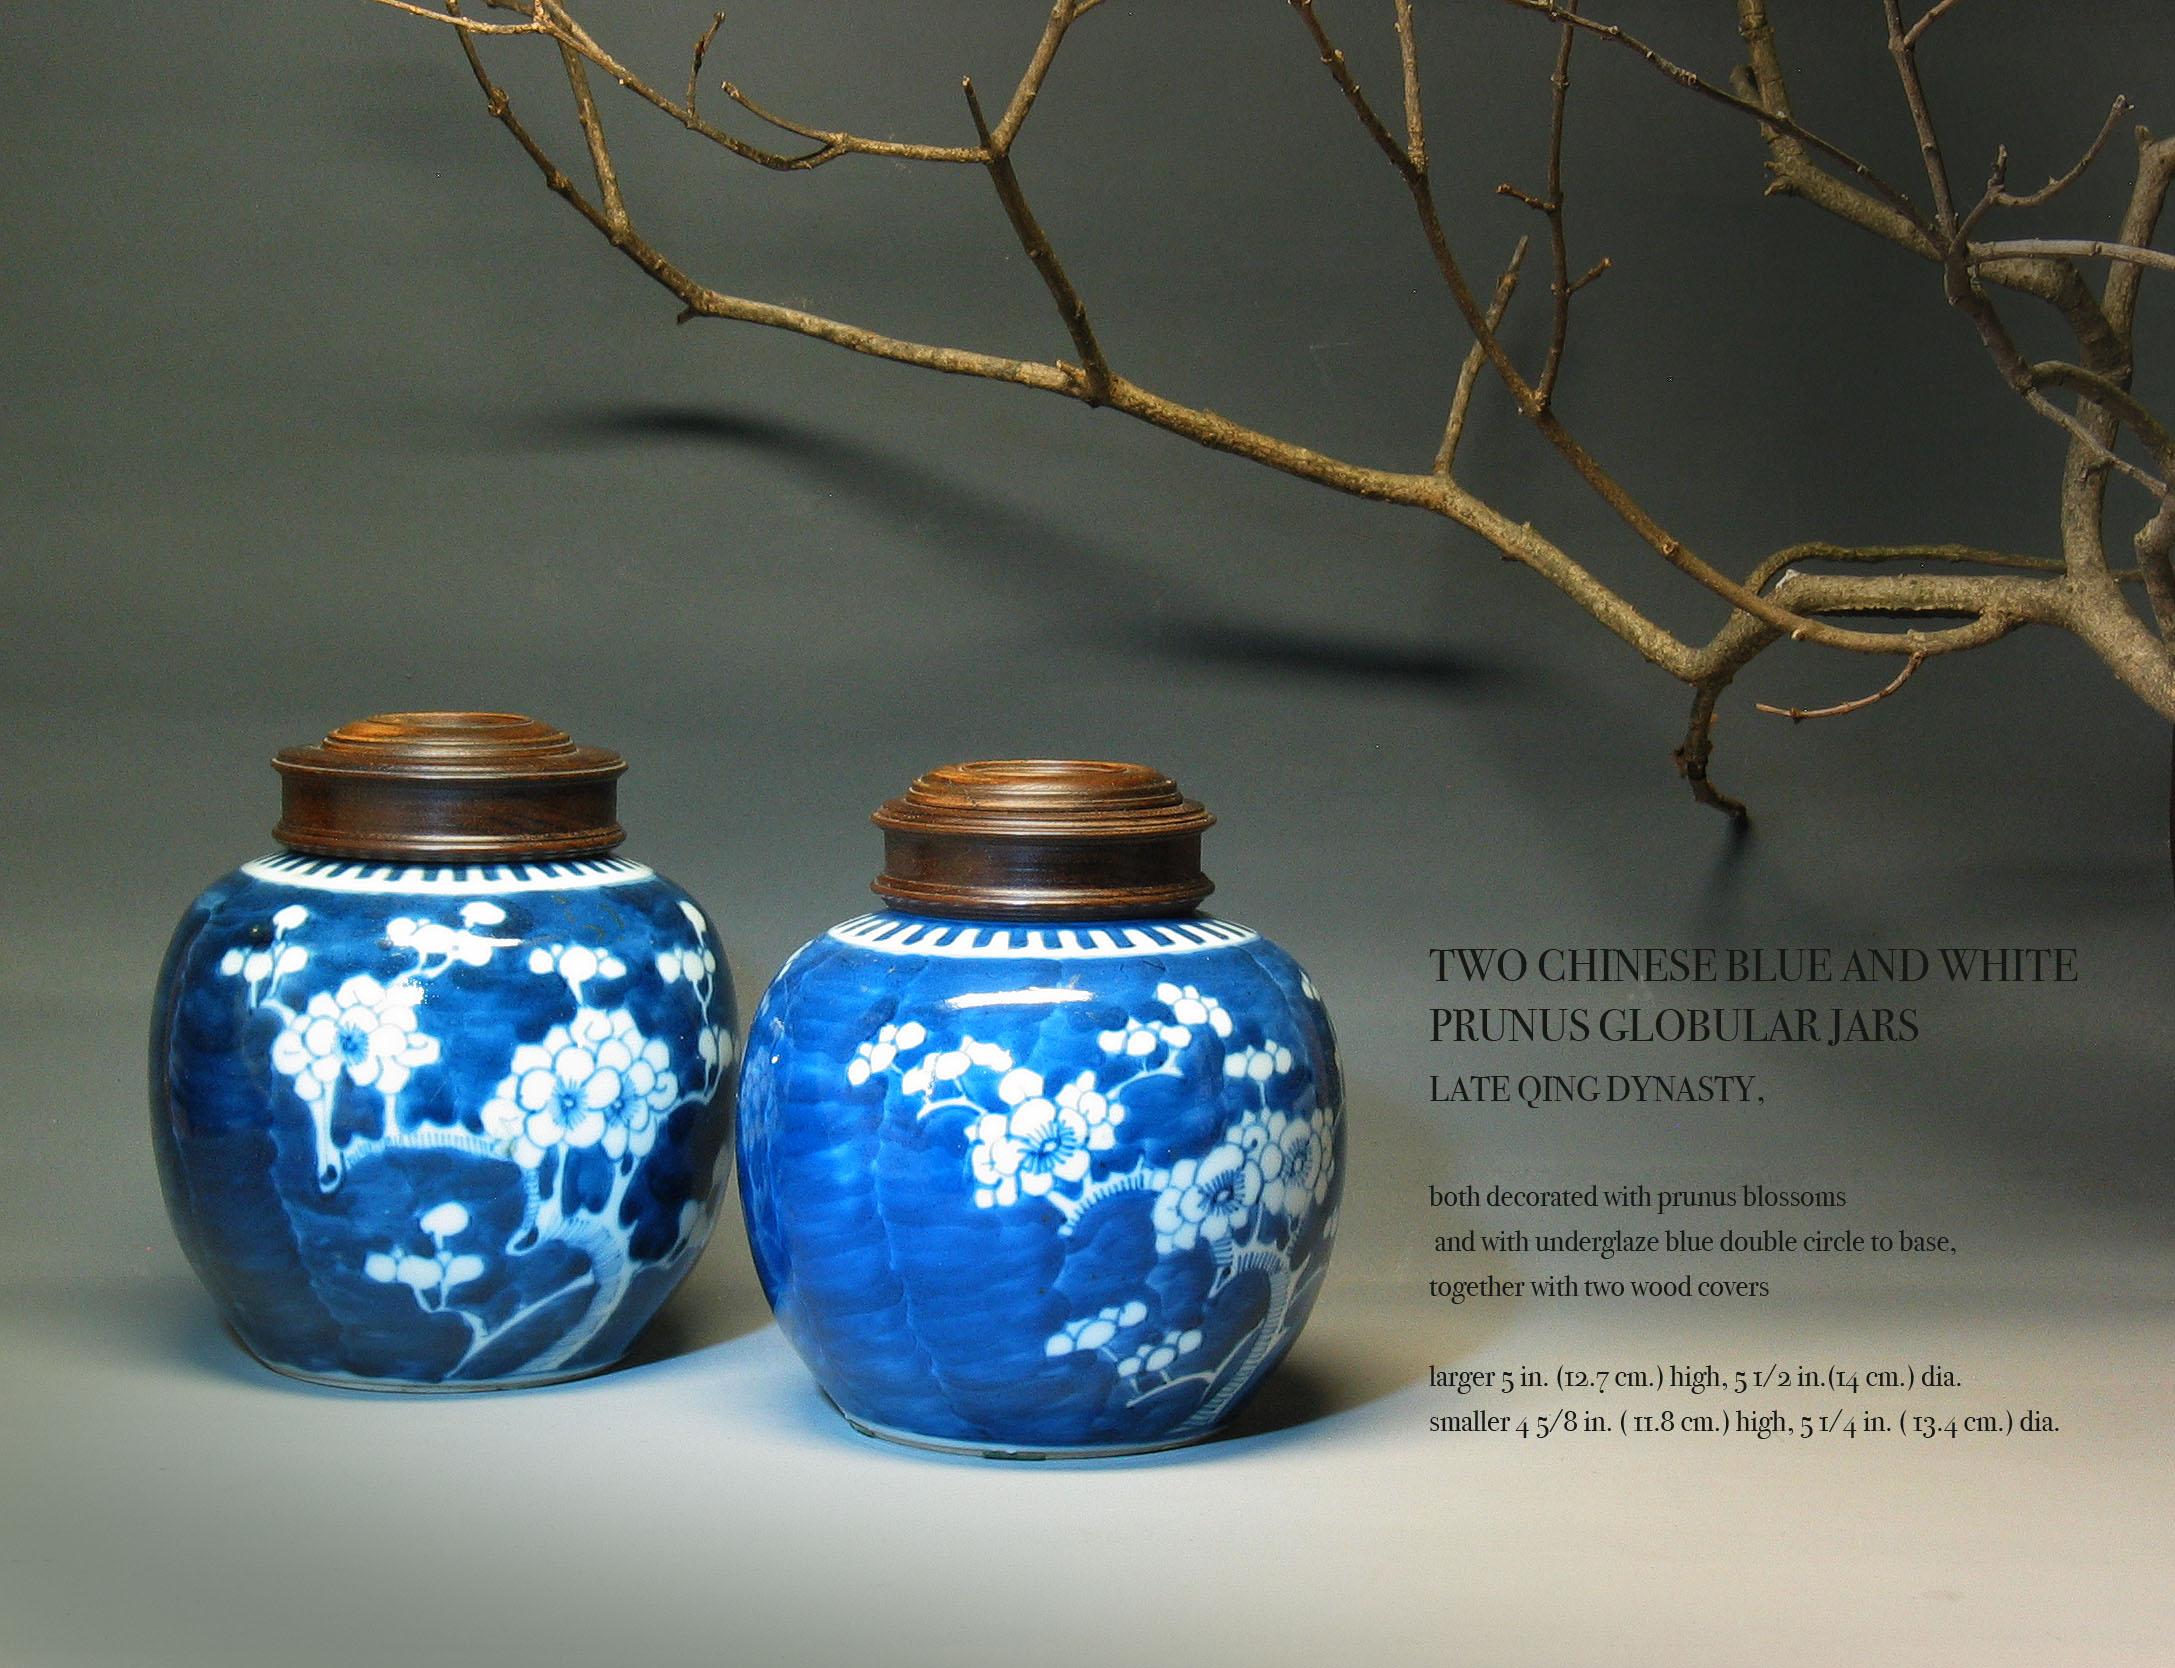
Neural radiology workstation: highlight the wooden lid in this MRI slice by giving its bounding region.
[272,712,628,861]
[872,760,1214,919]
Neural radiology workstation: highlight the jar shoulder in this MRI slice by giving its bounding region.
[162,853,733,995]
[758,910,1325,1025]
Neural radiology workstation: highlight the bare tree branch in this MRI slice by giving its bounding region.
[1758,653,1925,722]
[1289,0,1416,179]
[1973,237,2175,278]
[361,0,2175,824]
[1393,0,1426,171]
[1902,0,1970,50]
[961,76,1110,402]
[557,38,627,235]
[1501,0,1929,233]
[1881,0,1960,234]
[1980,97,2130,216]
[1436,238,1529,475]
[1532,0,1585,408]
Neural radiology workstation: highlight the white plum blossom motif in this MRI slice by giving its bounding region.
[364,1200,486,1307]
[1155,982,1233,1039]
[481,1007,679,1166]
[1044,1299,1148,1357]
[222,890,734,1381]
[1230,1106,1335,1217]
[1054,1071,1123,1147]
[386,901,519,973]
[847,1021,928,1088]
[270,974,441,1105]
[1223,1042,1294,1084]
[697,1022,735,1077]
[843,978,1337,1435]
[1098,1015,1195,1058]
[1269,1109,1333,1214]
[654,942,717,987]
[1151,1142,1263,1254]
[657,913,733,1080]
[1117,1325,1204,1380]
[967,1067,1102,1209]
[219,903,312,1003]
[899,1036,1013,1098]
[527,943,628,995]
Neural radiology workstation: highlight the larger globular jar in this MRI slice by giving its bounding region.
[150,713,737,1390]
[737,761,1343,1457]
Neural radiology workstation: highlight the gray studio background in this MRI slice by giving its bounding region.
[4,4,2171,1666]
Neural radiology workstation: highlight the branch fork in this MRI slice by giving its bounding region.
[362,0,2175,819]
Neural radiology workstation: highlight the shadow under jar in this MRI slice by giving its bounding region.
[149,713,738,1390]
[736,761,1344,1457]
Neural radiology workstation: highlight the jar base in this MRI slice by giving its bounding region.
[836,1403,1228,1460]
[237,1337,618,1394]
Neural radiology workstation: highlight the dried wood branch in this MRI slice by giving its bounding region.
[961,76,1110,402]
[1436,238,1529,476]
[1902,0,1970,50]
[360,0,2175,822]
[1980,97,2130,215]
[1757,654,1925,723]
[1974,237,2175,278]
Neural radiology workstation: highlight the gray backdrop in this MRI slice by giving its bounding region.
[4,3,2170,1665]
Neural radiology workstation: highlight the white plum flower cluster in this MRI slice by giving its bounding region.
[1157,982,1232,1038]
[655,924,732,1090]
[846,1020,930,1087]
[1151,1143,1262,1254]
[364,1201,485,1305]
[219,903,312,999]
[1097,1015,1195,1058]
[387,900,518,972]
[220,942,308,984]
[1093,983,1230,1059]
[482,1006,681,1167]
[900,1034,1014,1096]
[1224,1042,1295,1083]
[654,941,717,986]
[1043,1299,1148,1357]
[967,1065,1126,1209]
[697,1022,735,1078]
[1233,1106,1335,1217]
[1148,1103,1335,1256]
[841,984,1335,1415]
[1117,1325,1205,1381]
[528,942,628,991]
[270,973,442,1106]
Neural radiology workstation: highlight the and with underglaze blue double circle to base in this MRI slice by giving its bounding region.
[151,853,738,1389]
[737,910,1343,1456]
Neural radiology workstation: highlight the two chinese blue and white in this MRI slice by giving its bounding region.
[737,913,1342,1456]
[152,855,737,1389]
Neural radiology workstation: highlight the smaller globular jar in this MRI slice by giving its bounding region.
[737,761,1343,1457]
[150,713,738,1390]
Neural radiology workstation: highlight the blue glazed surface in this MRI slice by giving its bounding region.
[151,853,737,1387]
[737,911,1342,1453]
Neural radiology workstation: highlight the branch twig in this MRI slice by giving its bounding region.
[1436,238,1529,475]
[1758,653,1926,722]
[961,76,1111,402]
[1902,0,1969,49]
[1973,236,2175,277]
[1501,0,1928,232]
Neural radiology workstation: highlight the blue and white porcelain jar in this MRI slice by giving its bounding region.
[150,713,737,1390]
[737,761,1342,1456]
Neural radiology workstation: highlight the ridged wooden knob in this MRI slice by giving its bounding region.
[272,712,627,861]
[872,760,1214,919]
